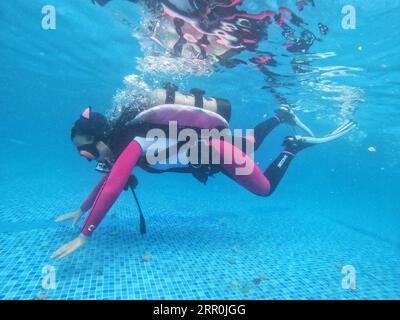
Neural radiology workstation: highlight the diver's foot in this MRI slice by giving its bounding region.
[282,120,358,155]
[283,136,313,155]
[275,105,297,126]
[275,105,315,136]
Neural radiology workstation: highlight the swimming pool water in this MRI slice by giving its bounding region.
[0,0,399,300]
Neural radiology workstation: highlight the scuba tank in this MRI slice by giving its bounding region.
[148,83,232,122]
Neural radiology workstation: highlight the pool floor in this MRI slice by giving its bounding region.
[0,169,399,300]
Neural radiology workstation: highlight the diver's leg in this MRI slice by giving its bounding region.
[211,120,357,196]
[263,120,358,195]
[209,137,298,197]
[254,116,281,151]
[253,106,314,151]
[208,139,271,196]
[208,138,304,196]
[262,148,296,195]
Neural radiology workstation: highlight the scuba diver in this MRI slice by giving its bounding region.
[52,84,357,259]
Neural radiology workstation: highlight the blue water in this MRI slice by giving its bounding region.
[0,0,399,300]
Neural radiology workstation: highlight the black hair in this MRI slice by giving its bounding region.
[70,111,110,141]
[70,106,143,155]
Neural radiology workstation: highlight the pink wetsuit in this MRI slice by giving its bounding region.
[79,138,275,236]
[80,140,142,236]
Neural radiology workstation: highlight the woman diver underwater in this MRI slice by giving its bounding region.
[52,85,357,259]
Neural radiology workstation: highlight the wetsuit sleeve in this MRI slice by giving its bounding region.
[80,175,108,213]
[81,140,143,236]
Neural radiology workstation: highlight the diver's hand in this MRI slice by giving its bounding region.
[55,209,83,228]
[51,234,87,260]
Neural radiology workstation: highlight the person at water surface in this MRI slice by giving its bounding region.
[91,0,321,67]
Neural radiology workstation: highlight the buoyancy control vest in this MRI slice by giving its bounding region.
[128,83,232,183]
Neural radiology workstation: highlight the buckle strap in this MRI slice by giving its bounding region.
[190,88,206,109]
[164,82,178,104]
